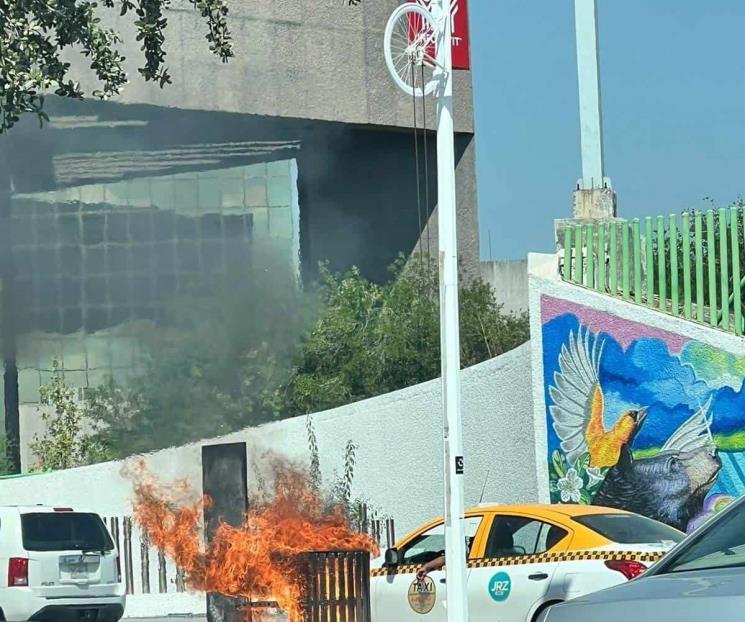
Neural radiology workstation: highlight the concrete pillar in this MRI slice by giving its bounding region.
[574,0,606,191]
[572,186,617,220]
[571,0,619,231]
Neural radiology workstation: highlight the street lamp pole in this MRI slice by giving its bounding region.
[433,2,469,621]
[382,2,470,617]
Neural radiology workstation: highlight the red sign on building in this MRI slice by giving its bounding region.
[409,0,471,70]
[450,0,471,70]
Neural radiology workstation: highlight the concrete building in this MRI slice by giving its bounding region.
[479,260,529,315]
[0,0,479,469]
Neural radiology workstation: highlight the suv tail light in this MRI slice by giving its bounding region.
[605,559,647,580]
[8,558,28,587]
[115,554,122,583]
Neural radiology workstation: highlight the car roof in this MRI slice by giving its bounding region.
[0,505,77,512]
[394,503,635,549]
[468,503,631,518]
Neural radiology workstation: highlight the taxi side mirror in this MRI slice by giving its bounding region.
[384,548,400,567]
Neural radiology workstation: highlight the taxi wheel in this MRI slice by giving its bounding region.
[531,600,563,622]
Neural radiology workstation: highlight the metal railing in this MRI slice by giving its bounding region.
[360,504,395,550]
[103,516,186,596]
[103,509,394,598]
[560,206,745,335]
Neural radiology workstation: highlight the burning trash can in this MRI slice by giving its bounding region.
[237,550,371,622]
[130,443,377,622]
[200,443,373,622]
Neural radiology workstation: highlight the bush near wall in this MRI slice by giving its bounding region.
[282,256,530,414]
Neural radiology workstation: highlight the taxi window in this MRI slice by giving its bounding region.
[400,516,483,565]
[484,516,567,558]
[540,523,569,550]
[573,513,684,544]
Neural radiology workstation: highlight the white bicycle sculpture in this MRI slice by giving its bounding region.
[384,0,457,97]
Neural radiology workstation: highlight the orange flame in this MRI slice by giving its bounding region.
[128,457,379,621]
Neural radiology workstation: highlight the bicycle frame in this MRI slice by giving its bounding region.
[406,0,456,72]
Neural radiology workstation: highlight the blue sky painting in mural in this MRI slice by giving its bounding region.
[543,313,745,455]
[543,311,745,516]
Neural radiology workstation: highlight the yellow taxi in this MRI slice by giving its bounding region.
[371,503,684,622]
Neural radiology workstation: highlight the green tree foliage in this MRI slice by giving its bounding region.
[0,435,16,476]
[305,415,381,530]
[30,362,110,470]
[283,256,530,415]
[0,0,232,132]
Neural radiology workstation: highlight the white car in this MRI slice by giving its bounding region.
[538,494,745,622]
[0,506,125,622]
[370,503,683,622]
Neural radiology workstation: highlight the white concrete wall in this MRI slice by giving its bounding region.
[480,260,529,315]
[0,342,536,615]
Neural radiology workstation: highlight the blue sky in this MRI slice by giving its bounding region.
[470,1,745,260]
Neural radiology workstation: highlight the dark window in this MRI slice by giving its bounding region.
[82,214,105,245]
[399,517,483,566]
[107,245,129,274]
[543,524,569,550]
[60,247,83,275]
[400,528,445,566]
[21,512,114,552]
[59,216,81,244]
[485,516,568,558]
[573,513,684,544]
[106,213,130,243]
[61,308,83,333]
[153,211,176,239]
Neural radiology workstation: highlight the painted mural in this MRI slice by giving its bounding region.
[542,295,745,533]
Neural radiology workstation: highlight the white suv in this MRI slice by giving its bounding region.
[0,506,125,622]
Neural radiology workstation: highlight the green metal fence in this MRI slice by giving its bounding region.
[559,207,745,335]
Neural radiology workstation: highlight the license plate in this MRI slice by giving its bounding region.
[60,554,99,580]
[60,554,100,564]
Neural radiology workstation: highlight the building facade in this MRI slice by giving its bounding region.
[0,0,479,469]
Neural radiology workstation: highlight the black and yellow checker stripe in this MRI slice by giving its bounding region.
[370,549,665,577]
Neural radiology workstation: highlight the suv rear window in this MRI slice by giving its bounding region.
[21,513,114,552]
[573,513,684,544]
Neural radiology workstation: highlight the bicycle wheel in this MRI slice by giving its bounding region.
[384,3,439,97]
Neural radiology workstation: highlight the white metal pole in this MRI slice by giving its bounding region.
[574,0,605,189]
[434,1,469,621]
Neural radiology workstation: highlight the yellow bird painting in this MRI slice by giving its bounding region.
[549,326,648,469]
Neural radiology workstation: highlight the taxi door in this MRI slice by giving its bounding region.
[467,514,569,622]
[371,516,485,622]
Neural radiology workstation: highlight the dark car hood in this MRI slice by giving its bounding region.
[548,567,745,621]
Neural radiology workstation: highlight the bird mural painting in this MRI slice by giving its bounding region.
[545,318,723,527]
[593,397,720,530]
[549,326,648,469]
